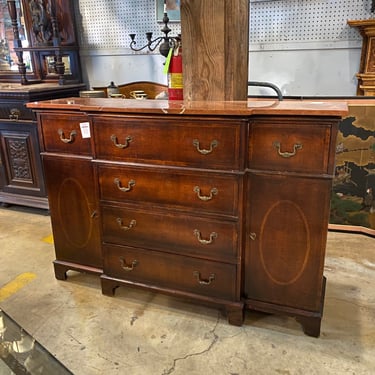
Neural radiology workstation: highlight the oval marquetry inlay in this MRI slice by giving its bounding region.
[259,200,310,285]
[58,177,92,248]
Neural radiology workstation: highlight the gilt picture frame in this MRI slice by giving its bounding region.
[156,0,180,22]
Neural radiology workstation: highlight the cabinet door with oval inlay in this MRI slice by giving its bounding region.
[244,172,332,311]
[43,156,102,278]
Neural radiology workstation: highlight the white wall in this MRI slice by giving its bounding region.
[80,53,167,89]
[82,47,362,97]
[247,0,366,97]
[248,47,362,97]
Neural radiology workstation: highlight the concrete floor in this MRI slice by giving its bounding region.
[0,205,374,375]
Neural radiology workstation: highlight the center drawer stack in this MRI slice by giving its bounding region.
[91,114,247,323]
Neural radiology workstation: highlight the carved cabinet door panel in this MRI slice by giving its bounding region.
[244,172,332,312]
[0,121,45,199]
[42,156,102,274]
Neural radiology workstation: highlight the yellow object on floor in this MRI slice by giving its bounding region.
[42,234,54,244]
[0,273,37,302]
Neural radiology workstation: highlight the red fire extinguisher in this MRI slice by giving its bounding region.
[168,39,183,101]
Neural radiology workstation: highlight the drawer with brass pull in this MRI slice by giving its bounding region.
[92,115,245,170]
[101,204,239,263]
[249,117,334,174]
[0,103,34,121]
[39,112,92,155]
[102,243,238,301]
[97,164,241,217]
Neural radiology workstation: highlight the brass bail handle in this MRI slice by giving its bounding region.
[193,271,215,285]
[114,178,136,192]
[273,141,302,158]
[116,218,136,231]
[58,129,77,144]
[193,186,218,201]
[119,257,138,271]
[111,134,132,149]
[193,139,218,155]
[9,108,21,121]
[193,229,218,245]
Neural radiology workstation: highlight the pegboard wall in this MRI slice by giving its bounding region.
[249,0,371,47]
[76,0,181,52]
[75,0,370,53]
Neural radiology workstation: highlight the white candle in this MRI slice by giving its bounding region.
[164,0,167,12]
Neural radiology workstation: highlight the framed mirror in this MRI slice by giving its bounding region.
[0,0,34,81]
[44,55,68,75]
[0,0,81,85]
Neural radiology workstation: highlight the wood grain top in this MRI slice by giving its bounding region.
[27,98,349,117]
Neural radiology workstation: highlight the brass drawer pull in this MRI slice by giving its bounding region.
[9,108,21,120]
[119,257,138,271]
[193,229,217,244]
[249,232,257,241]
[193,271,215,285]
[111,134,132,149]
[58,129,77,144]
[193,186,218,201]
[273,141,302,158]
[192,139,218,155]
[116,218,136,231]
[114,178,135,192]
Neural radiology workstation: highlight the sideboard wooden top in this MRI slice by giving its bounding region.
[27,98,348,117]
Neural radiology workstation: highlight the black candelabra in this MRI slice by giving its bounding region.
[129,8,180,57]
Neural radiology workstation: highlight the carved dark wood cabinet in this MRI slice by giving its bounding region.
[0,84,85,208]
[1,0,82,85]
[0,0,85,208]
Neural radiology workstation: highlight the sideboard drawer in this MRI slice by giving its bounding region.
[97,164,241,217]
[249,118,333,174]
[101,205,239,263]
[92,116,244,170]
[39,113,92,155]
[103,244,238,301]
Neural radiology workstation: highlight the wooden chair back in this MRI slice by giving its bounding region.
[93,81,167,99]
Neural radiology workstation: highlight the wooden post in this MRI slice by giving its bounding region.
[181,0,249,101]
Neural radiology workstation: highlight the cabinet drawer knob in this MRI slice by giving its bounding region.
[116,218,136,231]
[193,229,217,244]
[114,178,136,192]
[192,139,218,155]
[249,232,257,241]
[58,129,77,144]
[111,134,132,149]
[193,186,218,201]
[273,141,302,158]
[119,257,138,271]
[193,271,215,285]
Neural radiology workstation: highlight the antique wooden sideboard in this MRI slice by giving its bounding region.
[27,98,348,337]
